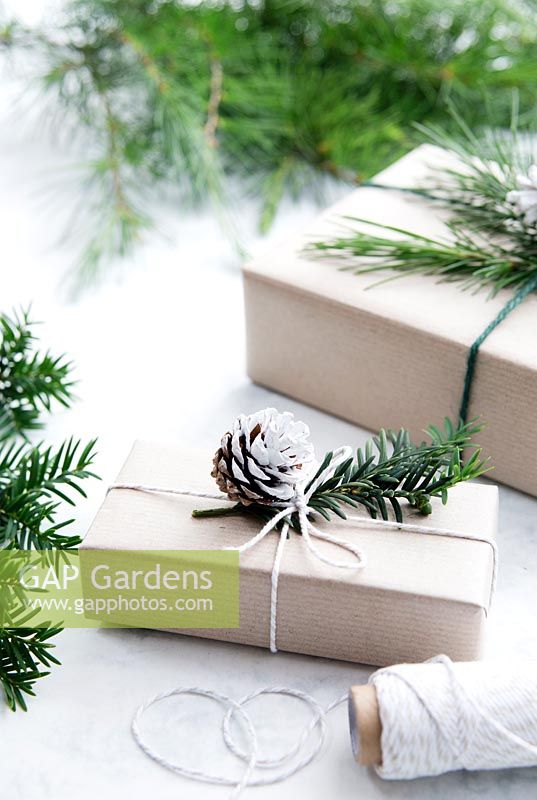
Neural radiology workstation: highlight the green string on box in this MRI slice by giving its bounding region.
[362,183,537,424]
[458,273,537,424]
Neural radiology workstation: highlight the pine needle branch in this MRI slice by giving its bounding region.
[0,437,99,551]
[193,418,488,528]
[3,0,537,284]
[309,216,536,294]
[204,55,223,149]
[304,418,488,524]
[0,437,99,711]
[0,624,62,712]
[0,308,99,711]
[309,105,537,295]
[0,308,75,442]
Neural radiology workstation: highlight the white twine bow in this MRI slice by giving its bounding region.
[109,442,497,652]
[218,446,366,652]
[110,446,366,653]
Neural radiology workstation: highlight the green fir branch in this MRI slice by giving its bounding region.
[0,623,62,712]
[0,438,99,551]
[0,309,75,442]
[0,309,99,711]
[412,106,537,256]
[309,216,537,294]
[310,104,537,295]
[194,418,488,528]
[3,0,537,283]
[0,437,99,711]
[305,418,488,524]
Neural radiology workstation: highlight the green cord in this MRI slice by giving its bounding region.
[459,273,537,424]
[361,183,537,424]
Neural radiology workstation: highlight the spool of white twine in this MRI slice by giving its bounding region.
[132,656,537,798]
[371,655,537,779]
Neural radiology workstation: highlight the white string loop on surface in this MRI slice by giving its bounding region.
[132,657,537,797]
[131,684,347,799]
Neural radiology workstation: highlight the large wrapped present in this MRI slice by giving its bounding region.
[243,144,537,496]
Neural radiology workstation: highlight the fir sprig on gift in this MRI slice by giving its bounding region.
[304,418,486,524]
[311,217,535,294]
[3,0,537,284]
[194,417,488,528]
[413,111,537,246]
[309,108,537,295]
[0,309,74,442]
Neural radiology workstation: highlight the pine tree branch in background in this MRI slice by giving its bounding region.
[0,309,74,442]
[2,0,537,282]
[204,55,223,149]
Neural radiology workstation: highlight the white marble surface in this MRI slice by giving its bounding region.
[2,5,537,797]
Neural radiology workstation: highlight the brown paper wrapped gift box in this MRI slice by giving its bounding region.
[243,144,537,497]
[82,441,498,666]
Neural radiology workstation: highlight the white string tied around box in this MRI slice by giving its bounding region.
[131,655,537,798]
[109,442,497,654]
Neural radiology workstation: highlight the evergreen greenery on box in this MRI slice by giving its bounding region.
[311,112,537,295]
[2,0,537,285]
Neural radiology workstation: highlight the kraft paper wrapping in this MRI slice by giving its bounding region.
[243,144,537,497]
[82,441,498,666]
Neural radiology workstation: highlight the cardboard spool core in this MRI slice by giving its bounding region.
[348,685,382,766]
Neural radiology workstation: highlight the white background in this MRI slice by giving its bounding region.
[1,2,537,798]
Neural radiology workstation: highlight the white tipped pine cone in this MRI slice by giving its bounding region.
[212,408,315,505]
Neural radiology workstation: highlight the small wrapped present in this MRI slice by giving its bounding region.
[243,144,537,497]
[82,437,497,666]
